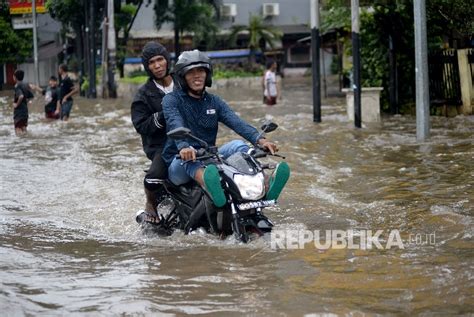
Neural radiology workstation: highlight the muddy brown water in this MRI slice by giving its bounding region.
[1,79,473,316]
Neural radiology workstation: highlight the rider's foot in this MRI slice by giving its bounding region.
[266,162,290,201]
[203,165,226,207]
[144,188,158,213]
[136,210,163,225]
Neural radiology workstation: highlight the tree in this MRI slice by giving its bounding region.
[228,15,282,64]
[116,1,142,78]
[46,0,143,96]
[154,0,219,59]
[426,0,474,48]
[323,0,473,112]
[0,3,33,64]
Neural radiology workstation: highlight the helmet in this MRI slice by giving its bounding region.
[141,41,171,79]
[174,50,213,89]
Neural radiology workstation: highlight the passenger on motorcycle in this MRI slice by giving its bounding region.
[131,42,180,222]
[162,50,288,207]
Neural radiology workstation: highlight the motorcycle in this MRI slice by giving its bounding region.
[138,122,288,243]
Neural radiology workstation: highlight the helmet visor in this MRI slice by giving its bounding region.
[180,63,211,76]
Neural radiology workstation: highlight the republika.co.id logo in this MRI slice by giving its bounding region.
[270,229,436,250]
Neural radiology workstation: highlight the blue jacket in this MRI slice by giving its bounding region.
[162,90,260,165]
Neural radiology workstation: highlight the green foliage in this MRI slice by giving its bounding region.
[426,0,474,43]
[0,3,33,64]
[128,69,147,78]
[213,63,264,79]
[115,2,141,77]
[116,3,138,36]
[323,0,472,111]
[321,1,351,34]
[66,55,80,73]
[46,0,85,29]
[229,15,283,51]
[228,15,283,64]
[330,55,341,75]
[47,0,141,78]
[121,64,263,84]
[359,12,386,88]
[154,0,219,50]
[120,75,147,84]
[81,76,89,92]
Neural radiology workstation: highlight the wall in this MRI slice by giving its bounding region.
[219,0,311,28]
[18,57,58,86]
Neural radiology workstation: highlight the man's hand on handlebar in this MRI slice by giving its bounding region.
[179,147,196,161]
[258,138,279,155]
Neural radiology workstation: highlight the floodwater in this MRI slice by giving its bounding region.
[1,79,473,316]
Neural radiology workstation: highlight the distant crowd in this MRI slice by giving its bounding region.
[10,57,281,137]
[11,64,78,135]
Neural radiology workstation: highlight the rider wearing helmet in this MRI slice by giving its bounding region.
[131,41,179,223]
[173,49,213,95]
[162,50,287,207]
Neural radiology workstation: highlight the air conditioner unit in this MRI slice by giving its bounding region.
[221,3,237,17]
[263,3,279,17]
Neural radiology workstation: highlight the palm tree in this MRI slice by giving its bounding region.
[229,15,283,64]
[154,0,220,59]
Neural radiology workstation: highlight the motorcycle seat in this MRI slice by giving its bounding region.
[178,182,195,195]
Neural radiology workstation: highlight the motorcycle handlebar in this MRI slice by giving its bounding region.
[174,146,285,162]
[174,148,209,159]
[179,154,216,165]
[252,146,286,159]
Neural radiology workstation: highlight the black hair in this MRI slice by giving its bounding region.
[49,75,57,81]
[14,69,24,81]
[59,63,68,72]
[266,60,276,70]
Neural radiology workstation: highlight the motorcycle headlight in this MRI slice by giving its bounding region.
[233,173,265,200]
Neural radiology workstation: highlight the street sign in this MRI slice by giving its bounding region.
[9,0,46,14]
[12,16,33,29]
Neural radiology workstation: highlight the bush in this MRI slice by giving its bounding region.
[128,69,147,78]
[120,76,147,84]
[213,63,264,79]
[120,63,264,84]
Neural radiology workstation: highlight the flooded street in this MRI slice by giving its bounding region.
[1,79,473,316]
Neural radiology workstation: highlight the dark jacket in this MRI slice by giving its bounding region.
[131,77,180,160]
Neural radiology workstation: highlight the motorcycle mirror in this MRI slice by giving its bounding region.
[261,122,278,133]
[167,127,191,139]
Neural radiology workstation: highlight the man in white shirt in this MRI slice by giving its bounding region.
[263,60,280,105]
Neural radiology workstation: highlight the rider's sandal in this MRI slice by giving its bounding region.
[136,211,163,225]
[266,161,290,201]
[203,165,227,208]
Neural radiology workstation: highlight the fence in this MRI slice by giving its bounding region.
[428,50,462,108]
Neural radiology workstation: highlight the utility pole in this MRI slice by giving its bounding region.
[351,0,361,128]
[83,1,90,97]
[32,0,39,86]
[89,0,97,98]
[414,0,430,141]
[311,0,321,122]
[101,17,108,98]
[107,0,117,98]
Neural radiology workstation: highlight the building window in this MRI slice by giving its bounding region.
[288,44,310,64]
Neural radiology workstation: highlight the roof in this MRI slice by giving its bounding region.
[276,24,311,35]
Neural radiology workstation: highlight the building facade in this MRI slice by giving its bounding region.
[127,0,320,70]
